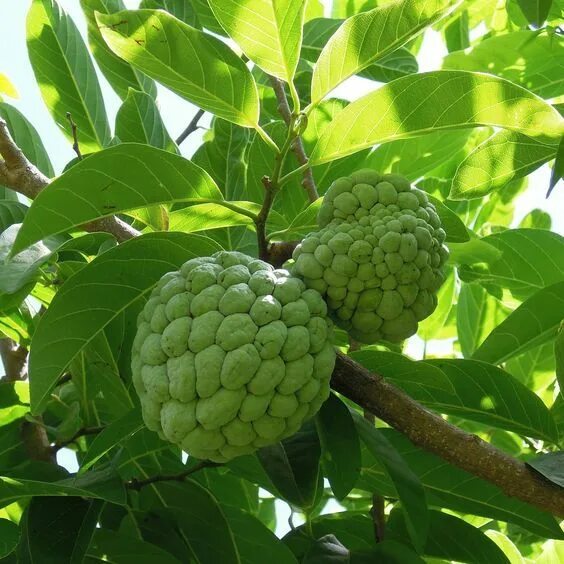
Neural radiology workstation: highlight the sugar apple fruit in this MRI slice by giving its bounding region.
[291,169,449,343]
[131,251,336,462]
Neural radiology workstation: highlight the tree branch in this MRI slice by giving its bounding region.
[176,108,205,146]
[52,425,105,452]
[332,352,564,517]
[268,76,318,203]
[126,460,222,490]
[0,118,140,243]
[0,339,28,381]
[66,112,82,160]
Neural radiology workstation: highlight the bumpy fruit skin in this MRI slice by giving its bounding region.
[292,169,449,343]
[131,251,335,463]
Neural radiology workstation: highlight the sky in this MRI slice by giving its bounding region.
[0,0,563,537]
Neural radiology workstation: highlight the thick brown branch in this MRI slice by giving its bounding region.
[332,352,564,517]
[176,108,205,145]
[0,118,140,242]
[126,460,222,490]
[268,77,318,203]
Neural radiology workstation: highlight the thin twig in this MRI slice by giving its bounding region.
[52,426,105,452]
[66,112,82,160]
[268,76,318,203]
[176,108,205,145]
[126,460,222,490]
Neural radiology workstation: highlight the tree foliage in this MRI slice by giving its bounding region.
[0,0,563,562]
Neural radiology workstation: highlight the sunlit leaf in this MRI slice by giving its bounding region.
[208,0,306,83]
[311,0,458,104]
[310,71,564,165]
[97,9,260,127]
[12,144,222,255]
[27,0,110,152]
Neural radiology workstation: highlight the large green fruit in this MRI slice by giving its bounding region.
[292,169,449,343]
[131,251,335,462]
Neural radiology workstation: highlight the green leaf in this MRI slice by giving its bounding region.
[473,282,564,365]
[268,199,321,242]
[86,528,180,563]
[81,409,143,473]
[357,429,564,539]
[354,413,428,553]
[310,0,457,104]
[302,19,418,83]
[0,103,54,177]
[427,197,469,243]
[519,209,552,229]
[457,283,508,358]
[167,203,257,234]
[310,71,564,165]
[556,323,564,398]
[387,508,510,564]
[443,30,564,99]
[418,268,456,340]
[0,201,28,233]
[450,130,558,199]
[27,0,110,152]
[447,238,502,266]
[515,0,553,27]
[208,0,306,83]
[365,129,470,182]
[152,482,240,564]
[316,393,361,500]
[115,89,177,152]
[0,472,125,509]
[0,518,19,558]
[548,136,563,197]
[303,535,348,563]
[352,351,559,443]
[192,118,250,201]
[257,421,321,509]
[444,11,469,52]
[527,452,564,488]
[22,497,102,564]
[96,9,260,127]
[80,0,157,100]
[139,0,199,27]
[458,229,564,300]
[222,505,297,564]
[11,144,222,255]
[27,232,220,414]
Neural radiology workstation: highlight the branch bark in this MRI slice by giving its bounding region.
[268,76,318,203]
[332,352,564,517]
[0,118,139,243]
[176,108,205,146]
[0,339,27,381]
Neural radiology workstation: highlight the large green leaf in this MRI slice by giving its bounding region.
[11,144,222,255]
[257,421,321,510]
[0,201,28,233]
[354,413,428,553]
[27,232,220,414]
[310,0,457,104]
[0,518,19,558]
[192,118,250,201]
[387,508,510,564]
[80,0,157,100]
[208,0,306,83]
[457,283,508,358]
[357,430,564,539]
[316,393,361,500]
[310,71,564,165]
[115,89,177,152]
[473,282,564,365]
[302,18,418,83]
[458,229,564,300]
[97,9,260,127]
[139,0,199,26]
[22,497,102,563]
[27,0,110,152]
[443,30,563,99]
[86,528,180,563]
[515,0,553,27]
[352,351,559,443]
[450,130,558,199]
[0,103,54,178]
